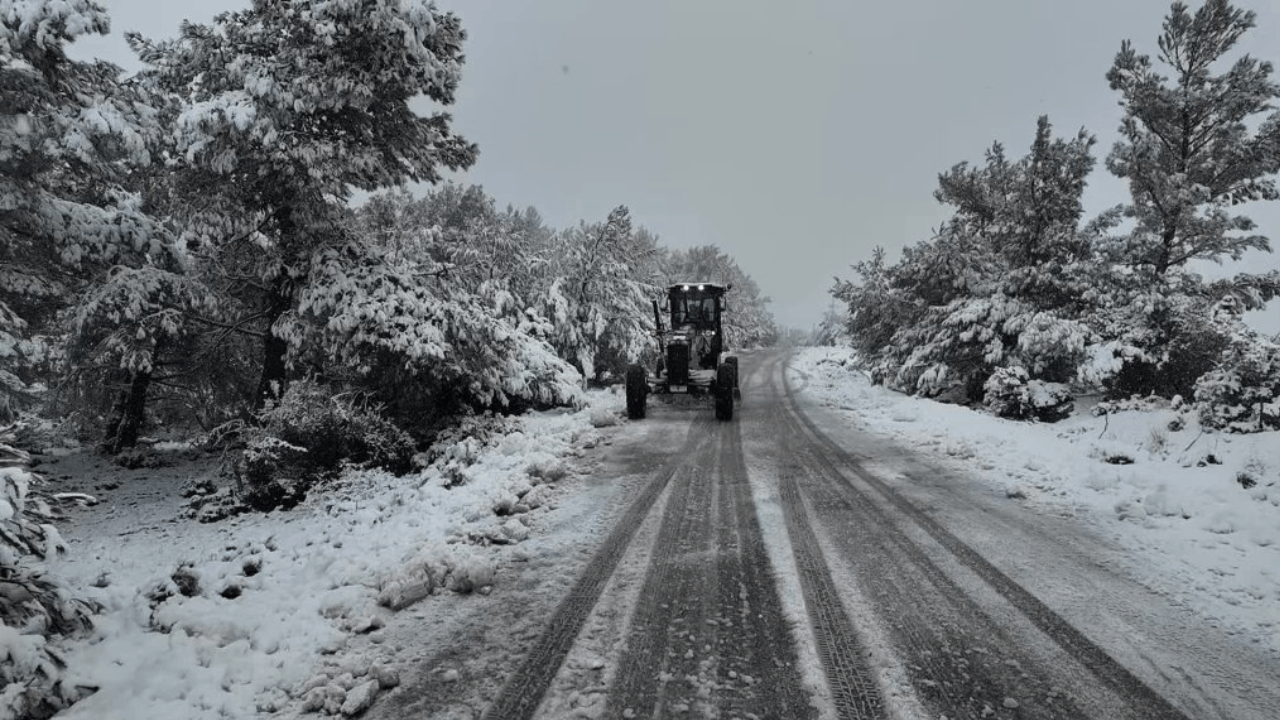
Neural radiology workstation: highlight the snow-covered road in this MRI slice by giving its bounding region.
[375,348,1279,719]
[754,350,1279,719]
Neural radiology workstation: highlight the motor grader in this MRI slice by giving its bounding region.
[625,282,739,421]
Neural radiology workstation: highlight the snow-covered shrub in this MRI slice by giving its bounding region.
[1146,427,1169,455]
[1091,395,1171,416]
[233,382,416,510]
[982,367,1073,422]
[0,424,98,718]
[1194,335,1280,433]
[425,413,513,467]
[1099,315,1230,402]
[179,484,243,524]
[293,242,585,425]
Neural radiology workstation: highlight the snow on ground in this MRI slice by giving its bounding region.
[790,345,1280,656]
[33,390,629,720]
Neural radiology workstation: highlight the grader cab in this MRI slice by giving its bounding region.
[625,282,739,421]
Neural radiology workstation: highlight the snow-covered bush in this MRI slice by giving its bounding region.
[293,242,585,422]
[1090,291,1232,402]
[0,423,98,718]
[425,413,513,468]
[982,367,1073,422]
[1195,335,1280,433]
[233,382,416,510]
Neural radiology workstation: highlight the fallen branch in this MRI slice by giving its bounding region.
[1182,428,1205,453]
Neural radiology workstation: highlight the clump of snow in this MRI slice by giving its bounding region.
[589,406,620,428]
[792,346,1280,653]
[40,388,625,719]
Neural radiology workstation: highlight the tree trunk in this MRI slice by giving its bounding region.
[1156,225,1177,276]
[254,272,293,410]
[102,338,163,455]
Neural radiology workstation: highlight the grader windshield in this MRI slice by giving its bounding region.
[668,283,726,332]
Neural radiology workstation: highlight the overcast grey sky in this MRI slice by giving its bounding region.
[69,0,1280,332]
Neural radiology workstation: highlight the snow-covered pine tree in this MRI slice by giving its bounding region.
[1106,0,1280,277]
[543,206,660,383]
[840,117,1096,407]
[811,306,850,346]
[127,0,478,408]
[66,262,214,452]
[1097,0,1280,398]
[2,0,173,424]
[408,183,554,317]
[290,186,587,433]
[0,5,154,710]
[831,245,922,370]
[292,239,584,418]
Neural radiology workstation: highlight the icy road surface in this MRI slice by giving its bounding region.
[373,349,1280,720]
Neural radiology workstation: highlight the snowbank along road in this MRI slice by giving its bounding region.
[378,349,1280,719]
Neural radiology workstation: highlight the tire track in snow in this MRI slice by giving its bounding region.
[775,354,1194,720]
[604,371,813,719]
[754,353,885,719]
[480,419,707,720]
[776,403,1083,718]
[605,422,720,717]
[714,414,816,719]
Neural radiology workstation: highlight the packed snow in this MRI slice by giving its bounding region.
[791,345,1280,656]
[24,346,1280,718]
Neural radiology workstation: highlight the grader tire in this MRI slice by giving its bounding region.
[625,364,648,420]
[725,356,741,399]
[714,364,734,421]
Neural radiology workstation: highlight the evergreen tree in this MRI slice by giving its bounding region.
[837,118,1096,405]
[543,206,659,382]
[1105,0,1280,276]
[831,245,923,376]
[0,6,138,712]
[2,0,171,422]
[1096,0,1280,398]
[128,0,478,408]
[335,187,584,430]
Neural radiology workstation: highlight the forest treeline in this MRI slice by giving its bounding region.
[827,0,1280,432]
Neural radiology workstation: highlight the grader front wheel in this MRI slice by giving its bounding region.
[625,364,648,420]
[714,364,734,421]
